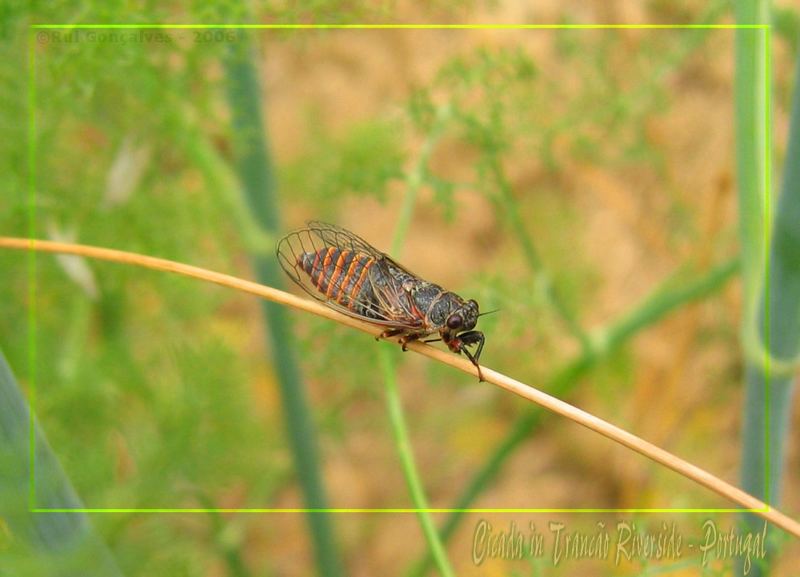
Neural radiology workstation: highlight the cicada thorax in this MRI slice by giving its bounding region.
[414,287,459,329]
[401,283,469,331]
[296,246,381,319]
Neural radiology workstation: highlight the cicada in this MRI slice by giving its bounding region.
[277,221,486,380]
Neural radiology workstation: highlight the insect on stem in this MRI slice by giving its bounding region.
[277,221,487,380]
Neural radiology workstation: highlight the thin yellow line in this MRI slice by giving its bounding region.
[34,507,764,514]
[762,25,772,507]
[23,21,780,526]
[29,23,769,30]
[27,28,38,513]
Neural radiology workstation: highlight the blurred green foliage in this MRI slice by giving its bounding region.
[1,18,285,577]
[282,117,406,209]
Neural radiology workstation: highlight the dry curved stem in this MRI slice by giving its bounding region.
[3,236,799,538]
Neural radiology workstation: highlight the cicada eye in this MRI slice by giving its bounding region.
[447,314,463,330]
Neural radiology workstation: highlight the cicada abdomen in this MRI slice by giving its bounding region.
[295,247,380,319]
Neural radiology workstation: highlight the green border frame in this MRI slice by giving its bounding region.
[27,23,771,515]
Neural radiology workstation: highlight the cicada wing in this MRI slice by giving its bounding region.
[305,221,380,257]
[361,258,425,329]
[276,225,424,329]
[307,221,424,278]
[276,226,326,299]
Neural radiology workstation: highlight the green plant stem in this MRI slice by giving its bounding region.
[734,3,770,576]
[409,257,738,577]
[394,103,451,249]
[223,33,343,577]
[486,155,589,347]
[197,494,250,577]
[0,349,124,576]
[734,2,770,325]
[739,33,800,577]
[378,106,455,577]
[379,351,455,577]
[183,124,275,254]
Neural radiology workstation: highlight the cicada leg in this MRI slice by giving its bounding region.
[376,327,406,341]
[455,330,485,382]
[398,333,424,352]
[376,328,425,352]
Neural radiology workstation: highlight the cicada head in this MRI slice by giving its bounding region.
[445,298,480,333]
